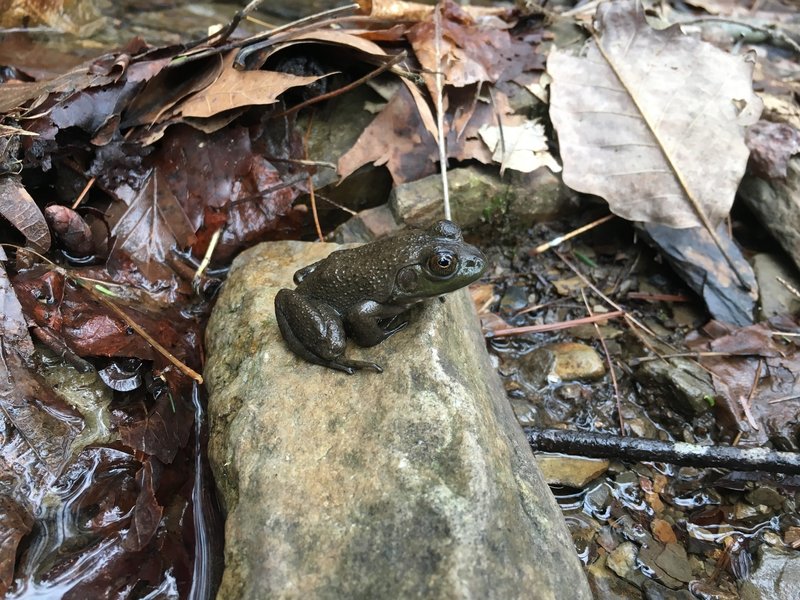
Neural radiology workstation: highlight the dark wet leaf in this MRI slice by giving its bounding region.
[153,124,305,261]
[0,342,83,475]
[117,388,193,464]
[122,459,164,551]
[11,267,201,372]
[0,176,51,252]
[108,169,196,281]
[0,495,33,597]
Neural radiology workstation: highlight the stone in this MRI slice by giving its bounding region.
[746,486,785,509]
[634,357,714,415]
[521,342,606,387]
[388,165,578,229]
[740,546,800,600]
[587,555,641,600]
[204,241,591,600]
[654,543,693,583]
[739,158,800,273]
[535,454,610,488]
[642,579,695,600]
[606,541,637,578]
[751,253,800,319]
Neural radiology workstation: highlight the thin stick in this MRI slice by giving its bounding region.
[531,214,616,255]
[582,289,624,434]
[487,310,624,338]
[555,250,657,338]
[768,394,800,405]
[433,2,451,221]
[194,228,221,282]
[303,114,323,242]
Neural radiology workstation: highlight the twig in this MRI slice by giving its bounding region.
[777,276,800,299]
[194,228,220,283]
[740,358,761,431]
[555,250,657,337]
[581,289,624,434]
[486,310,624,338]
[526,428,800,474]
[303,114,323,242]
[769,394,800,405]
[629,351,731,366]
[433,2,451,221]
[531,214,616,255]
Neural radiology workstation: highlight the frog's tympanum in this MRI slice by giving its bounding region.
[275,220,486,374]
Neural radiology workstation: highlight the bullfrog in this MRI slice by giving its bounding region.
[274,220,486,374]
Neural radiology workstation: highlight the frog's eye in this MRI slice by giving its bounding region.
[428,251,458,276]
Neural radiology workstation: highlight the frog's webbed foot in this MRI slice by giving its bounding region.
[347,301,409,347]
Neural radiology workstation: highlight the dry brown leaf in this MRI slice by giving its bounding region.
[548,0,762,229]
[0,176,51,252]
[179,51,330,119]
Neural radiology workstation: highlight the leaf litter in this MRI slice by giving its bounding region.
[0,0,799,596]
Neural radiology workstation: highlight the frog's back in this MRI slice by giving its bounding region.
[296,232,426,311]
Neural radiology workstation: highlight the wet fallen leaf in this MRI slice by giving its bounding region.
[109,169,195,281]
[0,495,33,597]
[548,0,762,229]
[44,205,95,257]
[0,176,51,252]
[640,223,757,327]
[179,51,330,119]
[121,459,163,551]
[0,262,34,359]
[0,343,84,475]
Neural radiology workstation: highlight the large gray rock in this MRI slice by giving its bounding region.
[204,240,590,600]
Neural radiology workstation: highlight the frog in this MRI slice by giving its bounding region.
[274,220,486,374]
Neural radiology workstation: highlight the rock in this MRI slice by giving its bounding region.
[746,485,785,509]
[634,357,714,415]
[642,579,695,600]
[751,253,800,319]
[739,546,800,600]
[327,204,401,244]
[739,157,800,273]
[388,165,578,229]
[587,555,641,600]
[204,241,591,600]
[521,342,606,387]
[535,454,610,487]
[654,543,693,584]
[606,541,637,578]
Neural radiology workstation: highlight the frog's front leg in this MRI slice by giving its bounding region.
[275,289,382,374]
[346,301,411,347]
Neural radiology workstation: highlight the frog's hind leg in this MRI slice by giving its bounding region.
[274,289,381,374]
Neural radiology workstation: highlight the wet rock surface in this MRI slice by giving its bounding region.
[204,240,590,599]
